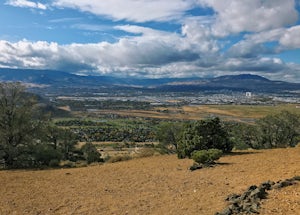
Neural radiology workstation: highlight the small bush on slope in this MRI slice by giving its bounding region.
[191,149,222,164]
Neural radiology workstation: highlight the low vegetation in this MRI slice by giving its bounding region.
[177,117,233,159]
[0,83,103,169]
[1,82,300,170]
[227,110,300,149]
[191,149,223,164]
[55,118,157,143]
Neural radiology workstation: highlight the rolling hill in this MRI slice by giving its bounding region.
[0,68,299,93]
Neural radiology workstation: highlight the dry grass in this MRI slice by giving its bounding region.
[0,147,299,215]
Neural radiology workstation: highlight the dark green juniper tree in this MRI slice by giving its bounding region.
[257,111,300,148]
[177,117,233,158]
[156,122,183,152]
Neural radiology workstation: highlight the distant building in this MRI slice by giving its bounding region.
[245,92,252,98]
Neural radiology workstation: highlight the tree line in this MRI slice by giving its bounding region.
[0,83,101,169]
[156,110,300,159]
[156,111,299,166]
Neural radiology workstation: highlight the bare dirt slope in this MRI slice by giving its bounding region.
[1,147,299,215]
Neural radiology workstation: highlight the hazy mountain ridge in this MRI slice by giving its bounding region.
[0,68,299,93]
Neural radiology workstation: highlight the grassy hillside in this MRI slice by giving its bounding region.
[1,147,299,215]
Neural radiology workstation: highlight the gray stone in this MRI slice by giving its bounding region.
[273,179,295,189]
[215,176,299,215]
[259,181,274,190]
[292,176,300,181]
[225,193,241,203]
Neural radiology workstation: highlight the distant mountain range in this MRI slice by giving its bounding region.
[0,68,299,93]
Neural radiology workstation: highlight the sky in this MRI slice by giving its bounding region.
[1,0,300,82]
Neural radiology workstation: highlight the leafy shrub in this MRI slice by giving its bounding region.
[34,144,62,166]
[81,142,103,164]
[11,153,35,169]
[49,159,60,167]
[177,118,233,158]
[156,122,183,152]
[233,141,252,150]
[225,122,261,150]
[191,149,222,164]
[68,149,85,162]
[257,111,300,148]
[227,111,300,150]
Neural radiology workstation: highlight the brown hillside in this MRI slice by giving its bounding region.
[0,147,299,215]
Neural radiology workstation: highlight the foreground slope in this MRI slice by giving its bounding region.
[1,147,299,215]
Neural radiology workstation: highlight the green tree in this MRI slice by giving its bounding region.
[81,142,102,164]
[226,122,261,149]
[0,83,43,167]
[177,117,233,158]
[257,111,300,148]
[33,144,62,166]
[156,122,183,152]
[44,125,78,160]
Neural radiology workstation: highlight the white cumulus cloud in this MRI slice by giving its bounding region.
[198,0,298,36]
[2,0,300,82]
[0,24,214,76]
[227,25,300,58]
[0,36,297,81]
[279,25,300,49]
[53,0,194,22]
[6,0,47,10]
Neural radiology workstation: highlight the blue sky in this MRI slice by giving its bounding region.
[1,0,300,82]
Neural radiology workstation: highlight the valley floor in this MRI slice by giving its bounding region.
[1,147,300,215]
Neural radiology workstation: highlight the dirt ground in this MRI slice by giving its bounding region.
[0,147,299,215]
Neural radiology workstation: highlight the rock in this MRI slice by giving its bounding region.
[225,193,240,203]
[259,180,274,190]
[215,176,299,215]
[248,185,258,191]
[229,202,240,212]
[292,176,300,181]
[217,185,264,214]
[249,203,260,214]
[273,179,295,189]
[249,187,268,200]
[215,207,232,215]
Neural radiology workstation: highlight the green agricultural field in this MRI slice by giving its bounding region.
[72,103,300,122]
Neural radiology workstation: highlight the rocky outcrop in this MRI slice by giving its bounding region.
[216,176,300,215]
